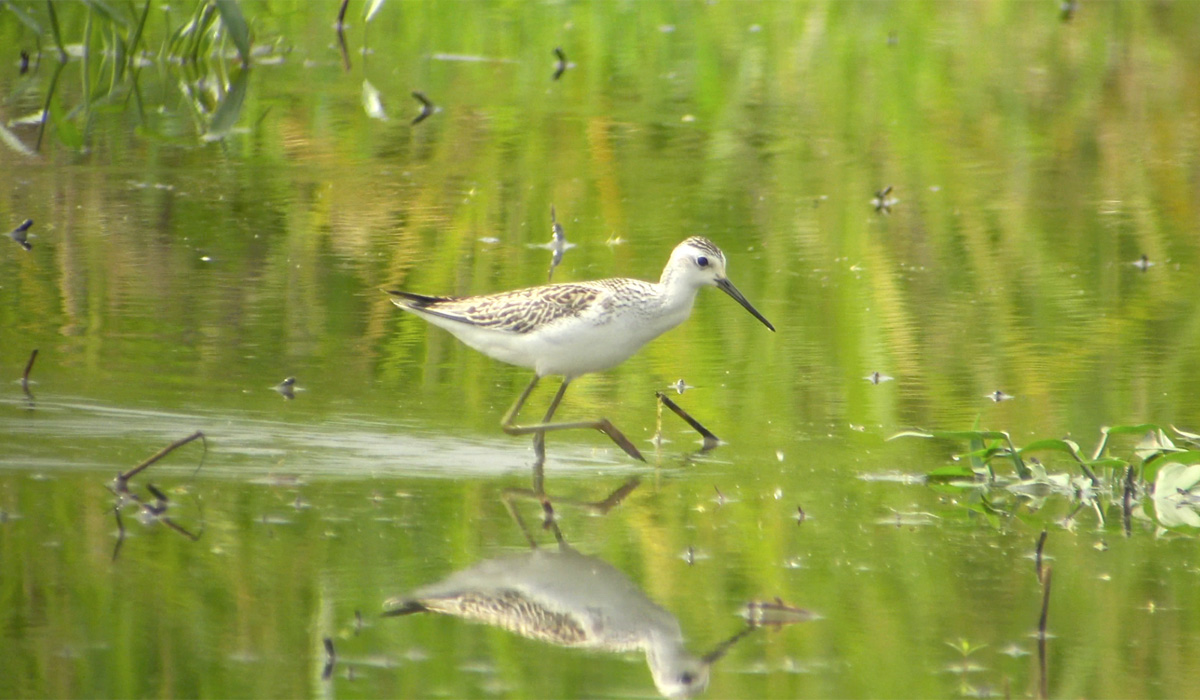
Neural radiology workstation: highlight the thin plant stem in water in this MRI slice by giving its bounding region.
[35,62,65,152]
[21,348,38,396]
[1037,567,1052,700]
[1034,530,1047,584]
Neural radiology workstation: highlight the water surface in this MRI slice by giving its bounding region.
[3,2,1200,697]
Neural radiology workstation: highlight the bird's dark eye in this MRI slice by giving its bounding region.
[696,256,709,268]
[680,673,694,685]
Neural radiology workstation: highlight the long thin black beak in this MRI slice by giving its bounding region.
[716,278,775,332]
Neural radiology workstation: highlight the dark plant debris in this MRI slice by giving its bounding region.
[335,0,351,71]
[9,219,33,251]
[872,186,897,214]
[275,376,296,400]
[655,391,720,450]
[322,637,336,680]
[411,91,434,125]
[1037,567,1052,699]
[1034,530,1047,583]
[108,431,207,560]
[553,47,567,80]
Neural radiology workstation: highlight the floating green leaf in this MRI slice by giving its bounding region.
[1152,462,1200,528]
[1143,450,1200,476]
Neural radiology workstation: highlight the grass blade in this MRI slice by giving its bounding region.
[126,0,152,69]
[47,0,68,63]
[81,0,130,28]
[213,0,252,65]
[364,0,386,22]
[3,1,45,33]
[0,122,37,158]
[204,67,249,140]
[1092,423,1162,461]
[35,61,65,151]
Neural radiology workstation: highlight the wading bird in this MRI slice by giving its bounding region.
[388,237,774,460]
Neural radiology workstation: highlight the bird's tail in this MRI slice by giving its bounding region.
[381,598,428,617]
[385,289,453,308]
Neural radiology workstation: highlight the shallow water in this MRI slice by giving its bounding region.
[3,2,1200,697]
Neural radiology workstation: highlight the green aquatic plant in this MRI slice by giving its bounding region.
[891,423,1200,483]
[890,423,1200,531]
[2,0,265,151]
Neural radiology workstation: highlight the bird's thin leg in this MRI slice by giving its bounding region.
[501,377,645,461]
[531,379,570,460]
[501,375,541,428]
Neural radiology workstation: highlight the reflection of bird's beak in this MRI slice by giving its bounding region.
[716,278,775,332]
[700,625,759,665]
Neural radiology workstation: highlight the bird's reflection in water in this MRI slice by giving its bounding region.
[383,477,751,698]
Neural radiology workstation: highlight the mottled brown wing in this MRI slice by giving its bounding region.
[417,284,601,334]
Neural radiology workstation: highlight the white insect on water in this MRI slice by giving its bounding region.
[544,205,576,281]
[864,371,893,385]
[388,236,775,460]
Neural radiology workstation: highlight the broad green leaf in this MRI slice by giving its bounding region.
[1144,450,1200,470]
[48,99,83,149]
[1152,462,1200,528]
[926,464,977,482]
[111,30,127,84]
[214,0,251,64]
[1018,438,1085,463]
[204,68,249,140]
[968,432,986,472]
[1092,423,1163,460]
